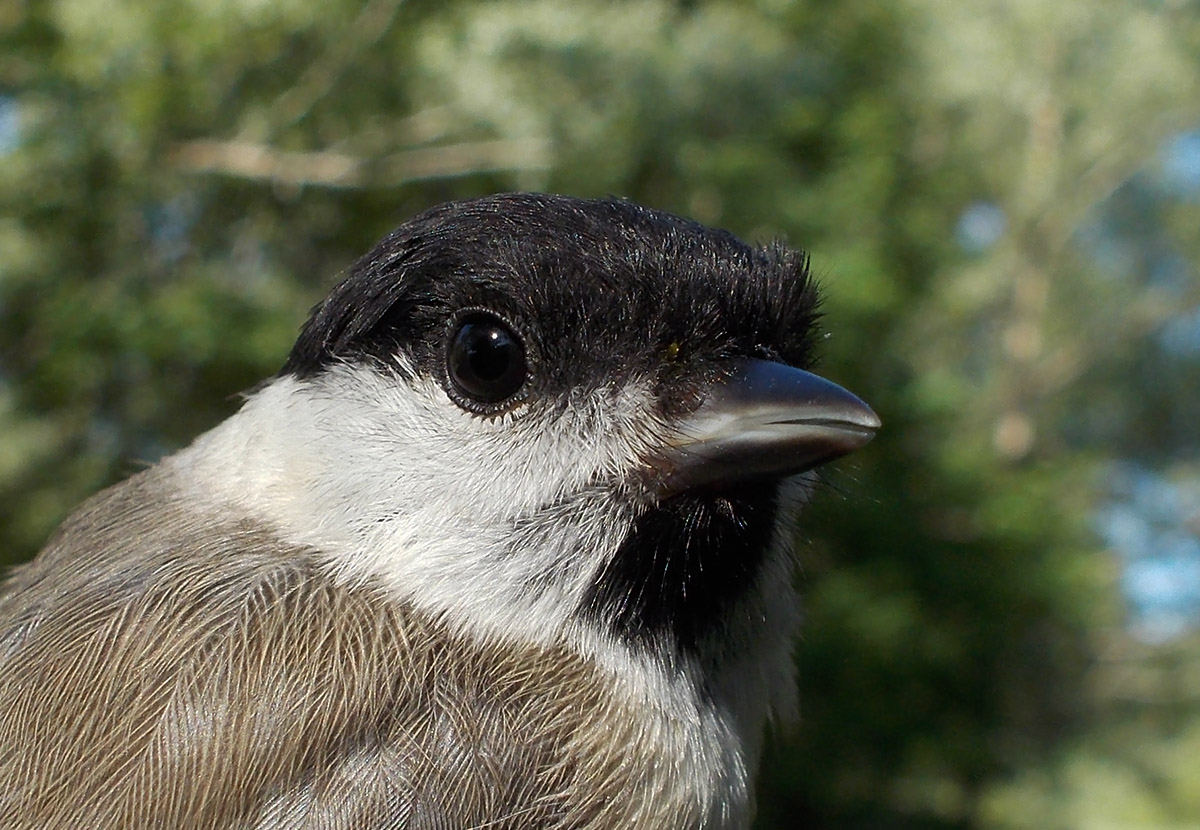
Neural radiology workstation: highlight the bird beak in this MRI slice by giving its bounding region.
[651,358,881,498]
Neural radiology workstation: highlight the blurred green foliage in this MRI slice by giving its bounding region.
[2,0,1199,826]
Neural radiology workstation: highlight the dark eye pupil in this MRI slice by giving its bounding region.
[466,328,512,380]
[448,315,527,407]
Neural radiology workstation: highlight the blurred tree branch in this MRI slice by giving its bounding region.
[265,0,409,134]
[168,137,553,187]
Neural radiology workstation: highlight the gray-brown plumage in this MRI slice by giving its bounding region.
[1,467,682,829]
[0,194,878,828]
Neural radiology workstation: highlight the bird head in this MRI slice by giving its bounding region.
[188,193,878,664]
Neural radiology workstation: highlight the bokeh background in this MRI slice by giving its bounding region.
[2,0,1199,826]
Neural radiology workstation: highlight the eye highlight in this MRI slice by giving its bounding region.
[445,311,529,413]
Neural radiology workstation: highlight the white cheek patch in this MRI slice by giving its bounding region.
[173,364,665,646]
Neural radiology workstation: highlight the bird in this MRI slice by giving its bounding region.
[0,193,879,829]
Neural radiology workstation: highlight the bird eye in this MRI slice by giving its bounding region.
[446,312,528,411]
